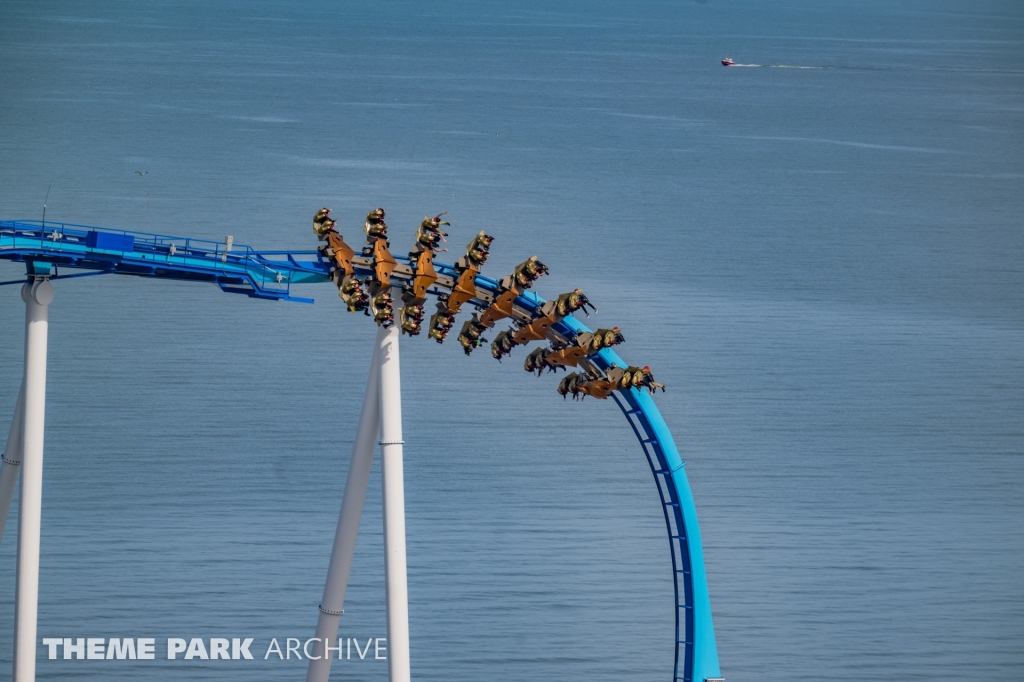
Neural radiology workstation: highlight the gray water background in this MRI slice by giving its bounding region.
[0,0,1022,680]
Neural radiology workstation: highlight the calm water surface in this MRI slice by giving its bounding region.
[0,1,1022,680]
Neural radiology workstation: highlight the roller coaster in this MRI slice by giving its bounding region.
[0,214,723,682]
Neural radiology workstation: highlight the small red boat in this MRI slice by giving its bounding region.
[722,58,736,66]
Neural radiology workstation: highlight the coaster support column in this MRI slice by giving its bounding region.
[306,328,384,682]
[378,324,411,682]
[14,276,54,682]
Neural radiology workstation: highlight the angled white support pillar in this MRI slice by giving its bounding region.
[378,324,411,682]
[305,328,385,682]
[0,379,25,544]
[13,278,54,682]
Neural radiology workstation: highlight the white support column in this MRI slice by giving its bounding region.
[0,379,26,544]
[305,328,385,682]
[378,324,411,682]
[13,278,54,682]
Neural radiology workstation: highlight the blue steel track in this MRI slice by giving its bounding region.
[1,219,721,682]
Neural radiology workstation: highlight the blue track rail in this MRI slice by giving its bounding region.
[535,304,721,682]
[1,218,721,681]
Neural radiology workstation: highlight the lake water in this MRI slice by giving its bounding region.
[0,1,1022,680]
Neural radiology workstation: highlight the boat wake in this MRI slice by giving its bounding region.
[730,64,824,69]
[723,58,824,69]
